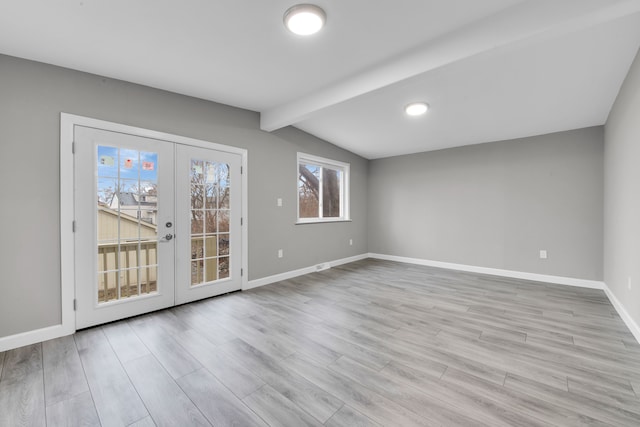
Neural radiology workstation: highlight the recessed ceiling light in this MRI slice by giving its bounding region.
[405,102,429,116]
[284,4,326,36]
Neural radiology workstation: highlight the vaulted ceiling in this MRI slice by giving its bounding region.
[2,0,640,158]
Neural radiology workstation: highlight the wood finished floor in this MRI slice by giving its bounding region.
[2,259,640,426]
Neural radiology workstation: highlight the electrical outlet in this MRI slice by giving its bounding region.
[278,249,283,258]
[539,250,547,259]
[349,239,353,246]
[277,198,283,207]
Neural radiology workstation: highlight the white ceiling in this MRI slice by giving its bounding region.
[1,0,640,159]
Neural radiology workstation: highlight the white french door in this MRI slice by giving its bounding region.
[74,125,242,329]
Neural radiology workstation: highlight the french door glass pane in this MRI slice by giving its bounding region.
[219,163,230,209]
[205,210,217,233]
[191,238,204,259]
[205,236,217,258]
[218,210,229,232]
[218,234,229,255]
[205,258,218,282]
[96,145,159,303]
[141,266,158,294]
[190,158,231,286]
[219,257,230,279]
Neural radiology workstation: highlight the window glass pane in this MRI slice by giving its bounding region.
[120,268,140,299]
[119,242,139,270]
[139,180,158,191]
[139,208,157,227]
[97,243,118,272]
[98,177,118,205]
[191,260,204,285]
[205,258,218,282]
[218,257,230,279]
[205,235,217,258]
[218,234,229,256]
[205,210,217,233]
[97,146,118,178]
[119,180,140,200]
[98,271,118,303]
[97,206,119,243]
[299,163,320,218]
[139,241,157,266]
[119,217,140,241]
[191,183,204,209]
[120,149,139,178]
[205,183,217,209]
[191,160,204,179]
[322,168,341,218]
[218,163,230,209]
[191,238,203,259]
[140,266,157,294]
[191,161,205,218]
[140,152,158,181]
[219,188,230,209]
[218,210,229,233]
[205,162,217,183]
[191,210,204,234]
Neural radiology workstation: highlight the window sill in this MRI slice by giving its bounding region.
[296,218,352,225]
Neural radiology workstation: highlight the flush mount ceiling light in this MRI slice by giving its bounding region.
[405,102,429,116]
[284,4,326,35]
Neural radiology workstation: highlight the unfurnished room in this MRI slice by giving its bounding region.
[1,1,640,426]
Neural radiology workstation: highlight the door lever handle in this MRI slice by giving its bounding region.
[160,234,174,242]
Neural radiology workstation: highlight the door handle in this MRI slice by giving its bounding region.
[160,233,174,242]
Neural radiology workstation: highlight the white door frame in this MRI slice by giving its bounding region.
[60,113,248,333]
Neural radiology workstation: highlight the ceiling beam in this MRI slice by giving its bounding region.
[260,0,640,132]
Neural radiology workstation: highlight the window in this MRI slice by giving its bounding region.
[297,153,350,223]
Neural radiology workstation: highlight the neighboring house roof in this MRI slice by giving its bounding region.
[113,192,157,207]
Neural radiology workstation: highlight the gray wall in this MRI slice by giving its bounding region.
[604,48,640,328]
[0,54,368,338]
[368,127,604,281]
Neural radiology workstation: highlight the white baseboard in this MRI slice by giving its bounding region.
[368,253,605,289]
[0,324,74,353]
[245,253,369,290]
[603,285,640,344]
[329,254,371,268]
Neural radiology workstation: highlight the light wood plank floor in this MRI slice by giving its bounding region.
[2,259,640,426]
